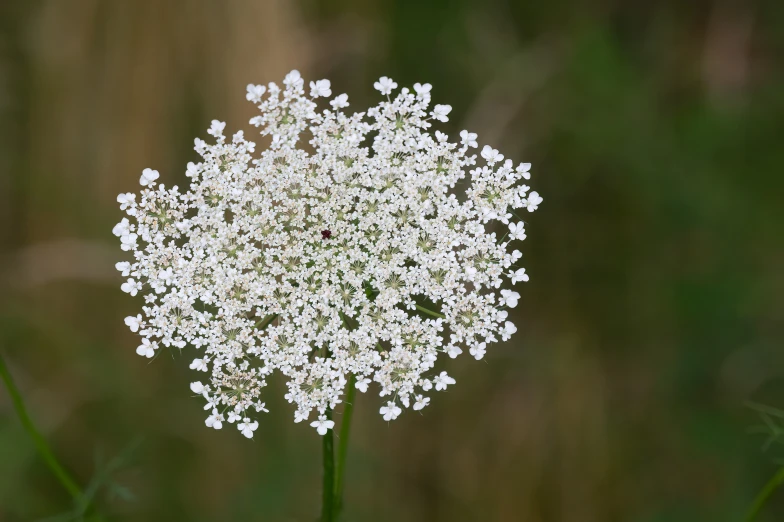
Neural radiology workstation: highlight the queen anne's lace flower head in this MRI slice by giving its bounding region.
[115,70,541,437]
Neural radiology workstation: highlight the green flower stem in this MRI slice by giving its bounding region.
[745,466,784,522]
[415,304,445,319]
[333,373,356,517]
[254,314,278,329]
[0,352,83,500]
[321,406,335,522]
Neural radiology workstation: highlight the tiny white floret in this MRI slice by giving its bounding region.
[431,104,452,122]
[380,401,402,421]
[309,79,332,98]
[139,168,159,187]
[374,76,398,95]
[310,416,335,435]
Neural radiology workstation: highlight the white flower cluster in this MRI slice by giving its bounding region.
[115,70,541,437]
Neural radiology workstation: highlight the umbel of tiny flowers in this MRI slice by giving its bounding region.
[115,69,541,522]
[114,70,541,439]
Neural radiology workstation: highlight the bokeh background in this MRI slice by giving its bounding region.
[2,1,784,521]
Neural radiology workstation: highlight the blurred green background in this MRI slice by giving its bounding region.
[2,0,784,521]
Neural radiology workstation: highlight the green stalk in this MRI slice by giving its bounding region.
[745,466,784,522]
[321,406,335,522]
[415,304,445,319]
[333,373,356,518]
[254,314,278,330]
[0,352,83,500]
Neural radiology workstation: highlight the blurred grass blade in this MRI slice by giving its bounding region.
[745,466,784,522]
[0,352,83,501]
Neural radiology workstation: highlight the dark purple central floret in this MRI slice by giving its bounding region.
[321,230,332,240]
